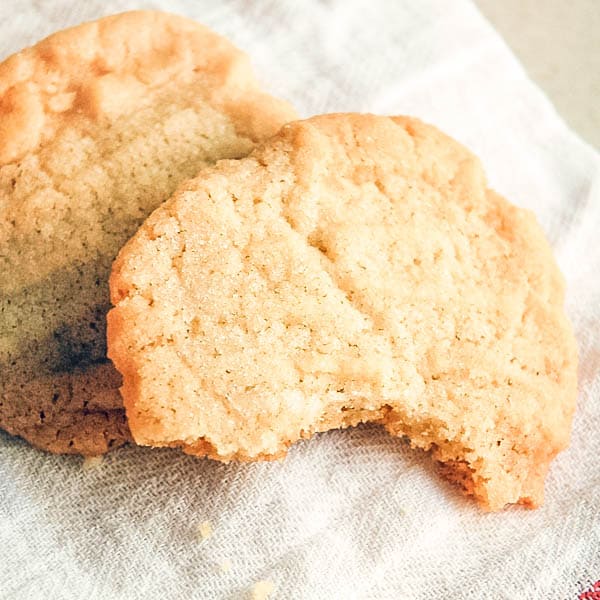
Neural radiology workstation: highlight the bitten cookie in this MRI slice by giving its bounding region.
[0,11,296,455]
[108,114,578,510]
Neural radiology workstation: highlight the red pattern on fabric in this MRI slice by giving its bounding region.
[579,581,600,600]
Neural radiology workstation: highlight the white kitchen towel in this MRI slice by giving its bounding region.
[1,1,598,599]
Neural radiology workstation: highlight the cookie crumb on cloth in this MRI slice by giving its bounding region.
[251,580,274,600]
[82,456,103,470]
[219,558,232,573]
[198,520,213,540]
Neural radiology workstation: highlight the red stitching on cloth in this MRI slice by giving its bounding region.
[579,581,600,600]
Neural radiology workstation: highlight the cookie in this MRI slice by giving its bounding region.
[107,114,578,510]
[0,11,296,455]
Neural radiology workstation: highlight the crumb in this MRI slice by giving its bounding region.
[198,520,213,540]
[252,580,274,600]
[82,456,103,470]
[219,558,232,573]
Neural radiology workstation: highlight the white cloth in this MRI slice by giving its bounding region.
[1,1,599,598]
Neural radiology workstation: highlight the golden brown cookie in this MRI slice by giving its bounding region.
[0,10,296,455]
[108,114,577,510]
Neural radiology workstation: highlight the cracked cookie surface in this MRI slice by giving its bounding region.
[108,114,577,509]
[0,10,296,455]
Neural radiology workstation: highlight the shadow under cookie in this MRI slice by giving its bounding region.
[0,260,129,454]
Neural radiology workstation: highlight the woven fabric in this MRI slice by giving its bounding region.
[1,1,599,598]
